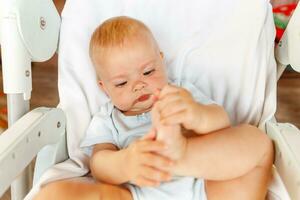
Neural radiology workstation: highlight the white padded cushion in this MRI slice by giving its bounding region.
[25,1,277,198]
[58,0,277,166]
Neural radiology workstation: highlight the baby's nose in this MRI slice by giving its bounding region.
[133,82,146,92]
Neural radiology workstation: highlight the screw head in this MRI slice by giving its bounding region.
[40,17,46,30]
[57,121,61,128]
[25,70,30,77]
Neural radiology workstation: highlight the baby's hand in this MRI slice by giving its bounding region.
[151,101,187,161]
[157,84,204,133]
[124,129,174,187]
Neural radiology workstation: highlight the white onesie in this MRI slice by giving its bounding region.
[81,80,214,200]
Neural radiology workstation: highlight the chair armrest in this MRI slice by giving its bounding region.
[266,121,300,200]
[0,107,66,196]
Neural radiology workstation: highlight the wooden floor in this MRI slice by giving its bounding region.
[0,55,59,111]
[276,71,300,127]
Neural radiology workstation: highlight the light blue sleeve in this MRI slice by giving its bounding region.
[179,80,215,105]
[80,111,117,156]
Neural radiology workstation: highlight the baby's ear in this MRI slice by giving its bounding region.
[160,51,164,59]
[98,80,108,94]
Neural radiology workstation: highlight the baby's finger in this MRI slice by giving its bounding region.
[161,111,188,126]
[159,84,180,99]
[139,140,167,152]
[153,88,161,101]
[135,175,160,187]
[142,153,174,170]
[140,166,171,182]
[160,100,186,119]
[157,93,181,108]
[151,103,161,126]
[141,128,156,140]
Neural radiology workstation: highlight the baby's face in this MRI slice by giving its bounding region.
[96,36,168,115]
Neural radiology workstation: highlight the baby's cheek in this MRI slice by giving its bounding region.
[150,76,167,91]
[154,79,168,91]
[112,95,132,111]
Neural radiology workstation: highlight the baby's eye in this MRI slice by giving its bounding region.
[143,69,155,76]
[115,81,127,88]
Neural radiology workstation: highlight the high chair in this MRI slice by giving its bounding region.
[0,0,299,200]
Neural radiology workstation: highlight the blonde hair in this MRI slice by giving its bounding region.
[89,16,156,66]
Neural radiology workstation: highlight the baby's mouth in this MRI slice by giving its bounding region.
[137,94,151,102]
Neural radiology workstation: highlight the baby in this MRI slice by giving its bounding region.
[34,16,274,200]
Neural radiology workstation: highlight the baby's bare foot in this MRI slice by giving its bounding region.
[152,102,186,160]
[157,124,183,160]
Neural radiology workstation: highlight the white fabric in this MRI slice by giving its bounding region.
[267,167,291,200]
[25,0,277,199]
[127,177,206,200]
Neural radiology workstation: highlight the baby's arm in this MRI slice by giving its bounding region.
[90,143,127,184]
[90,132,173,186]
[157,85,230,134]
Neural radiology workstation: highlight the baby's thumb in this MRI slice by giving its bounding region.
[142,128,156,140]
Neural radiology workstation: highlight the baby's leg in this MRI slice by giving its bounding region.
[34,179,133,200]
[205,147,273,200]
[187,125,274,200]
